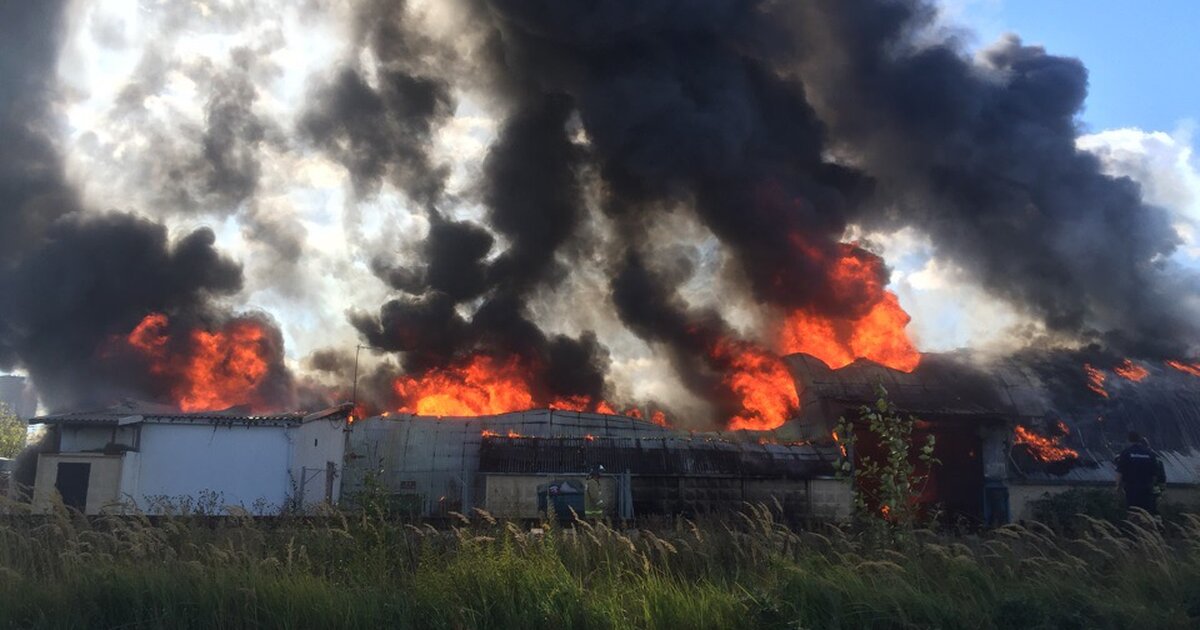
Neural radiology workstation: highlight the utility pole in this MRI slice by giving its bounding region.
[351,344,369,410]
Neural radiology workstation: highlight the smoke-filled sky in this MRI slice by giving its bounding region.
[3,0,1199,418]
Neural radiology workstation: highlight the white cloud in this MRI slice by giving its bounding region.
[1077,126,1200,257]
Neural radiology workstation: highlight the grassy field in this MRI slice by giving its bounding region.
[1,501,1199,629]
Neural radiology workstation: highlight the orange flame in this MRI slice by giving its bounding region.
[1013,424,1079,463]
[1167,360,1200,378]
[1114,359,1149,382]
[392,353,654,421]
[778,245,920,372]
[711,338,799,431]
[831,430,847,457]
[480,428,524,438]
[650,410,669,427]
[394,355,535,416]
[125,312,272,412]
[1083,364,1109,398]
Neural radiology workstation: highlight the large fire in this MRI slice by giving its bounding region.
[124,312,272,412]
[778,244,920,372]
[376,240,917,431]
[393,354,535,416]
[710,338,800,431]
[1013,422,1079,463]
[1167,360,1200,378]
[1113,359,1149,382]
[391,353,637,419]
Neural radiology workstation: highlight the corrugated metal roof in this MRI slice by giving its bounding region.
[30,400,352,427]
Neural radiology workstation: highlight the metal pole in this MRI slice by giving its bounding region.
[351,344,364,408]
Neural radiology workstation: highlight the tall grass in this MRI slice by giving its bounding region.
[1,499,1198,629]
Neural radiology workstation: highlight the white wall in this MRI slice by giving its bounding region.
[129,423,291,514]
[292,418,348,507]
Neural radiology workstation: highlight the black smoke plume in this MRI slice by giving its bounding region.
[0,2,297,412]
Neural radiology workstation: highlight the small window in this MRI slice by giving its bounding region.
[314,438,318,447]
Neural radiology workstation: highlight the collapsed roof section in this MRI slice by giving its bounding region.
[787,351,1200,485]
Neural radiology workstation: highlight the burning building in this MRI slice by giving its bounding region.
[343,409,846,521]
[790,353,1200,523]
[4,2,1200,524]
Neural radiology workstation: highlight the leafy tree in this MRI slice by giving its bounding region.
[0,403,26,458]
[833,385,938,537]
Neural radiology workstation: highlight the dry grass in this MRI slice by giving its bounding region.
[1,498,1198,629]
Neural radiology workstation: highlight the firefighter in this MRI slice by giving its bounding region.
[1115,432,1165,515]
[584,464,606,519]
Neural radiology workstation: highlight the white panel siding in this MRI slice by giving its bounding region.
[292,417,349,507]
[130,423,291,514]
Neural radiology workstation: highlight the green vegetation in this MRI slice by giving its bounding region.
[834,385,938,535]
[0,404,24,459]
[1,499,1198,629]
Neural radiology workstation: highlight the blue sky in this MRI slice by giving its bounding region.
[953,0,1199,134]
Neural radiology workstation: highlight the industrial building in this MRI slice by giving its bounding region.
[19,351,1200,524]
[342,410,849,522]
[788,353,1200,523]
[26,401,351,515]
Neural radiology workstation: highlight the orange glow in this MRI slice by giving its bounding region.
[1114,359,1149,382]
[392,353,651,420]
[394,355,535,416]
[480,429,524,438]
[125,313,272,412]
[831,430,847,457]
[711,338,799,431]
[392,353,647,418]
[1167,360,1200,378]
[650,410,669,427]
[1084,364,1109,398]
[1013,424,1079,463]
[777,245,920,373]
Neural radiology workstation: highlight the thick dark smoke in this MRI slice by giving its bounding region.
[333,0,1200,420]
[0,2,297,412]
[7,0,1200,424]
[788,0,1196,357]
[301,0,454,204]
[0,1,79,267]
[355,93,608,410]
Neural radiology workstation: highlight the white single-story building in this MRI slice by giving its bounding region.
[28,401,351,515]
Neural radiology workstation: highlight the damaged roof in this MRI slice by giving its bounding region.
[788,351,1200,485]
[30,400,353,428]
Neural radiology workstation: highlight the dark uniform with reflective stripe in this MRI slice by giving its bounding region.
[1115,443,1162,514]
